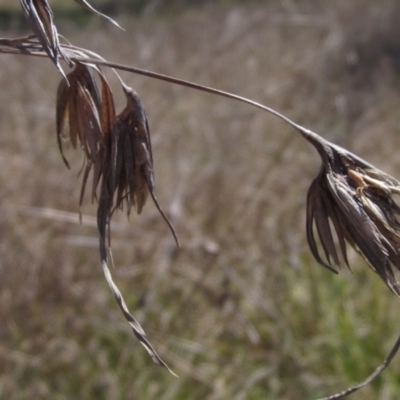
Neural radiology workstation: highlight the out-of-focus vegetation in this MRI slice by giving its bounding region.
[1,0,400,399]
[0,0,221,15]
[0,0,219,29]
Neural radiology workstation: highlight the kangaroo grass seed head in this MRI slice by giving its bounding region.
[303,129,400,297]
[57,71,178,371]
[291,127,400,398]
[93,84,178,374]
[100,84,179,247]
[112,86,152,215]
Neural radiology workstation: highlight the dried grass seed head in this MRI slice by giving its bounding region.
[105,85,179,246]
[94,85,178,373]
[304,130,400,296]
[111,86,152,214]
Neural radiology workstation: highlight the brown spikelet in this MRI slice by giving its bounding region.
[112,87,151,215]
[303,130,400,297]
[280,126,400,399]
[57,72,176,373]
[94,84,177,375]
[97,155,177,374]
[19,0,72,76]
[105,85,179,246]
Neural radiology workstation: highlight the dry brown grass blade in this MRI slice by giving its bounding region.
[19,0,72,76]
[73,0,123,30]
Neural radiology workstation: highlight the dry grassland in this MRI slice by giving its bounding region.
[1,1,400,399]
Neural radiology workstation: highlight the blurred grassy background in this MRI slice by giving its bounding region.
[2,0,400,399]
